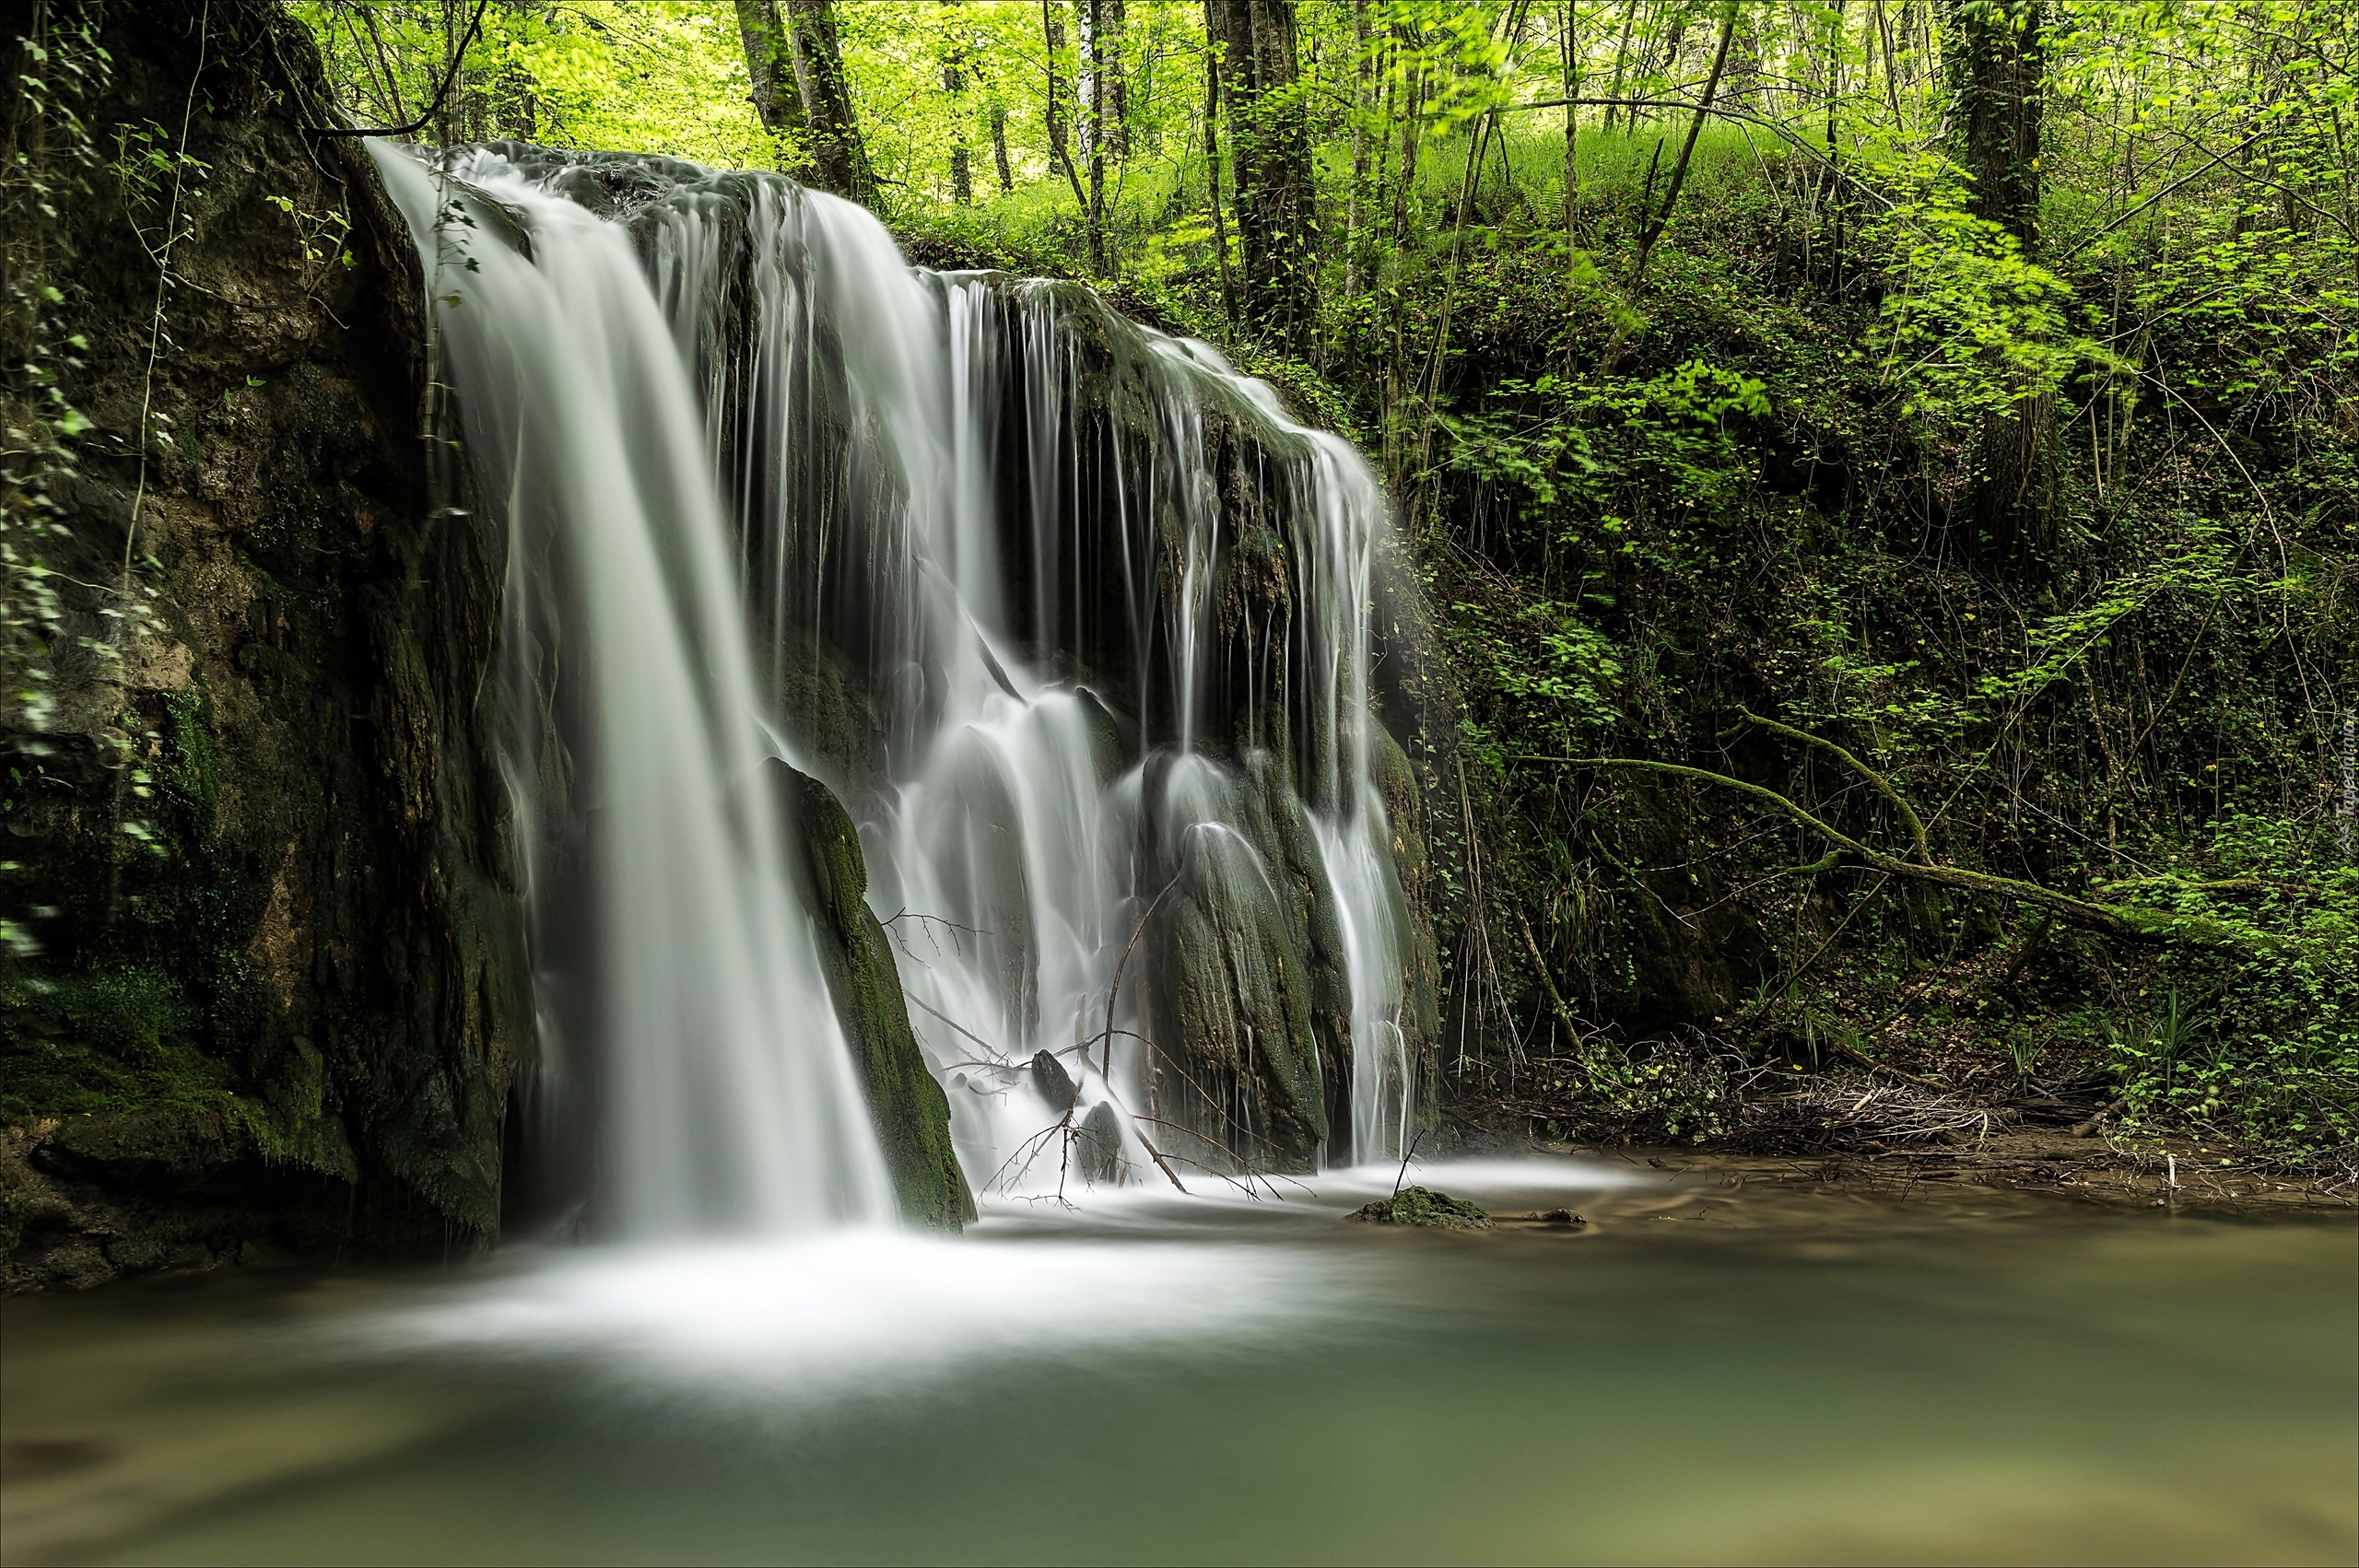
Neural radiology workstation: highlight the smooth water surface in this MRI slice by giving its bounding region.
[4,1160,2353,1566]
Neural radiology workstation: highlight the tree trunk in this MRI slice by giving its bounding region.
[1205,39,1239,324]
[1077,0,1097,167]
[991,102,1015,193]
[1105,0,1130,161]
[1561,0,1580,250]
[1344,0,1369,298]
[1825,0,1845,293]
[735,0,808,161]
[1041,0,1097,264]
[492,0,539,141]
[437,0,464,146]
[1602,0,1638,130]
[1946,0,2053,563]
[782,0,876,206]
[1205,0,1315,345]
[941,1,971,205]
[1948,0,2042,247]
[1081,0,1105,245]
[1630,1,1738,283]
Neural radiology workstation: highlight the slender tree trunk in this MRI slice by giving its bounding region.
[1873,0,1903,129]
[1344,0,1370,298]
[1602,0,1638,130]
[1041,0,1097,259]
[781,0,875,205]
[1562,0,1580,249]
[1383,23,1425,463]
[941,2,972,205]
[1722,3,1761,111]
[945,77,973,202]
[1078,0,1097,166]
[1205,41,1239,324]
[492,0,538,140]
[1825,0,1845,292]
[1630,0,1738,283]
[438,0,463,146]
[991,102,1015,193]
[1082,0,1105,247]
[354,8,411,127]
[1389,27,1420,252]
[1105,0,1129,160]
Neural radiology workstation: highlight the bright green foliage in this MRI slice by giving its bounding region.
[294,2,773,165]
[2108,819,2358,1159]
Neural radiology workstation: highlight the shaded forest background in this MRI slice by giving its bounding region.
[8,0,2354,1173]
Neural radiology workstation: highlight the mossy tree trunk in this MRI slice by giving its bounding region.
[1947,0,2056,564]
[1207,0,1316,346]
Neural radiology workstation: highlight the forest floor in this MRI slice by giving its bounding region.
[1471,1135,2359,1213]
[1444,1072,2359,1211]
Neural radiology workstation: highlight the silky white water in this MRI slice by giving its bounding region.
[372,146,894,1235]
[372,142,1419,1229]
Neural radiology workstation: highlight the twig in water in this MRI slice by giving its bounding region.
[905,992,1006,1061]
[1096,872,1181,1079]
[1391,1126,1426,1200]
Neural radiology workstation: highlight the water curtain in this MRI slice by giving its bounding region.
[375,143,1420,1233]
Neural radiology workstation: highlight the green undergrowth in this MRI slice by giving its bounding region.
[0,966,356,1179]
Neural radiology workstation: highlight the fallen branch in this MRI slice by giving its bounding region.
[1097,872,1180,1079]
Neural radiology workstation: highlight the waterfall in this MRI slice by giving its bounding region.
[374,142,1423,1231]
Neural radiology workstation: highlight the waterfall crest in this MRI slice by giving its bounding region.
[375,142,1436,1230]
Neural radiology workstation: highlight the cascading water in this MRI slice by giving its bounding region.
[375,141,1431,1230]
[371,146,894,1236]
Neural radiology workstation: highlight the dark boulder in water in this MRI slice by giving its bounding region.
[1349,1187,1491,1231]
[1030,1049,1079,1114]
[1076,1102,1123,1182]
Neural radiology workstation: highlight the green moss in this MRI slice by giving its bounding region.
[769,759,975,1228]
[28,966,191,1063]
[2,966,233,1127]
[0,1032,234,1127]
[0,967,356,1181]
[777,644,870,794]
[1351,1186,1492,1230]
[162,685,220,825]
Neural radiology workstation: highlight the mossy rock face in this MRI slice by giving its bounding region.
[2,0,528,1290]
[1137,752,1329,1173]
[769,760,974,1229]
[1349,1186,1492,1231]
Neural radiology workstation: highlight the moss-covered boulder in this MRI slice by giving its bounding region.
[768,761,973,1229]
[1349,1186,1491,1231]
